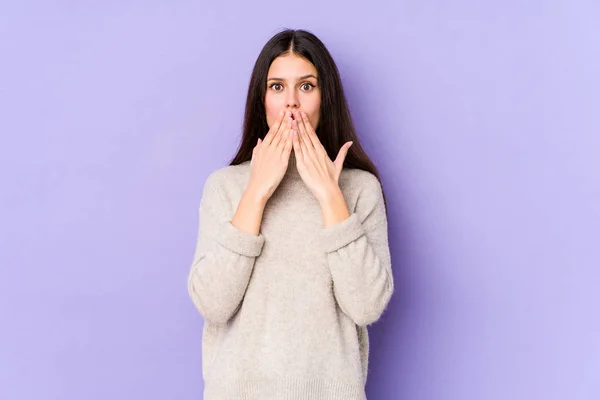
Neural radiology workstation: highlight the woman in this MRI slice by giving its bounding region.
[187,29,394,399]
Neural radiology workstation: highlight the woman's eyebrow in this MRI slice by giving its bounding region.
[267,74,318,81]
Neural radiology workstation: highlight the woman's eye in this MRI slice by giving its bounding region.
[269,83,314,91]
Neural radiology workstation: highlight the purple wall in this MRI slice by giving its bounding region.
[1,1,599,399]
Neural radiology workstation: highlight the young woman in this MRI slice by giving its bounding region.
[187,29,394,400]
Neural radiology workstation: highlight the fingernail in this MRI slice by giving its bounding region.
[302,112,307,118]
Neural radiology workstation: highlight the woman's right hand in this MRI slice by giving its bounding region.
[247,110,295,202]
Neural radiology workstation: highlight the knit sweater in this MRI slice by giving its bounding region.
[187,151,394,400]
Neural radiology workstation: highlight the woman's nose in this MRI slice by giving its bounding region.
[285,92,299,108]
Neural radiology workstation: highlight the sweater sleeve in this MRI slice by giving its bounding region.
[187,172,266,325]
[317,175,394,327]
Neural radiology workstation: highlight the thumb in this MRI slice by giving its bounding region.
[252,138,262,167]
[334,141,352,172]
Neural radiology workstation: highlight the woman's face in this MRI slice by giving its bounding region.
[265,53,321,131]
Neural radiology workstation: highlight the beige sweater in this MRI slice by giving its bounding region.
[187,152,394,400]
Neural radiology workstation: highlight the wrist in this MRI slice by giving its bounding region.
[319,187,351,228]
[244,184,269,206]
[317,184,344,205]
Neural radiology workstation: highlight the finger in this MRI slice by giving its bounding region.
[299,112,325,154]
[263,110,286,146]
[272,109,288,138]
[273,114,292,149]
[334,141,353,171]
[276,123,291,152]
[283,129,294,159]
[295,122,310,163]
[296,117,317,162]
[291,128,304,162]
[253,138,262,159]
[273,112,292,147]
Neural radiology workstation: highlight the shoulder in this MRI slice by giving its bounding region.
[204,161,251,190]
[340,168,387,226]
[340,167,384,198]
[201,161,251,205]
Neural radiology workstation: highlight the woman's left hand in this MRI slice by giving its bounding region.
[291,111,353,203]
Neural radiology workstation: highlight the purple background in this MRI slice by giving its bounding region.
[1,1,599,399]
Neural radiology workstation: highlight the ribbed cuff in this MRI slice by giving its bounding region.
[317,213,365,253]
[215,220,265,257]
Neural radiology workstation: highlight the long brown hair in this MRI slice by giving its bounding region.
[229,29,387,209]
